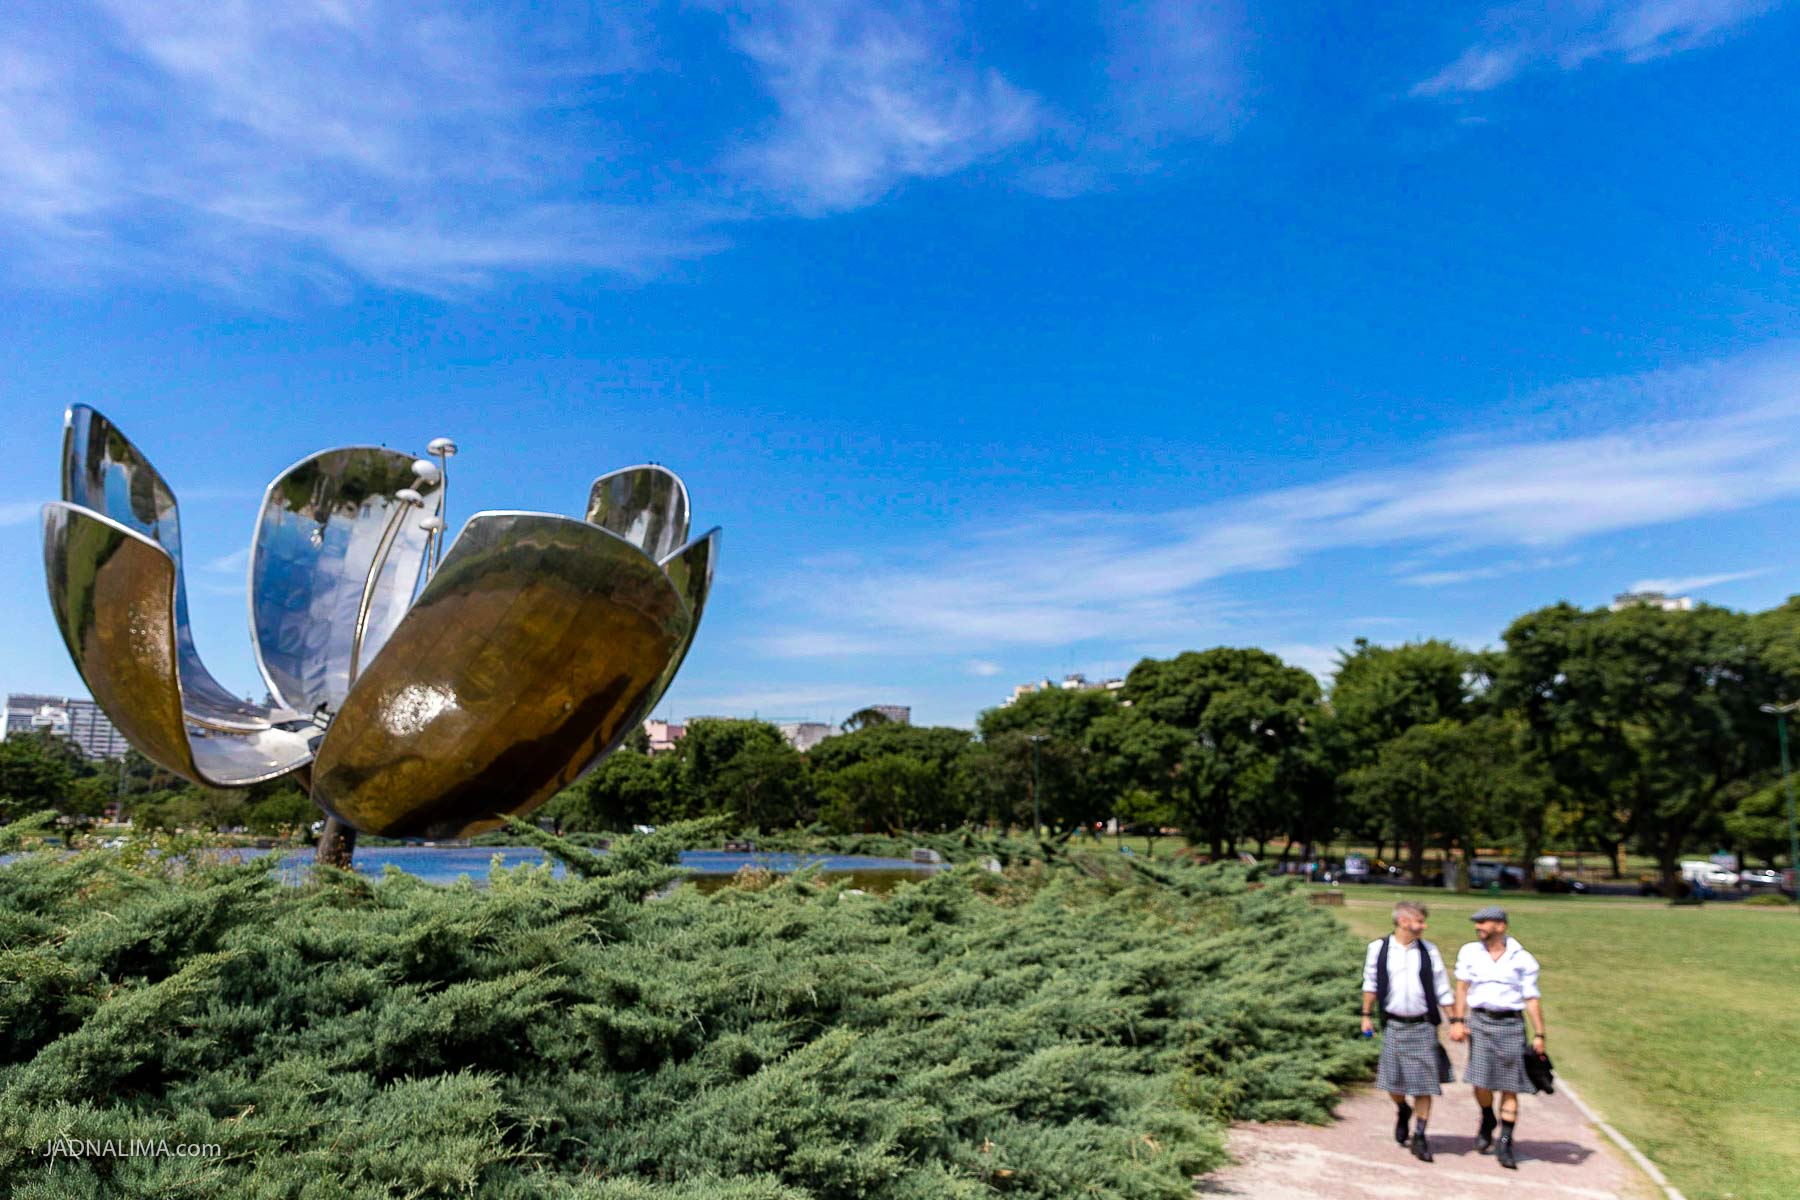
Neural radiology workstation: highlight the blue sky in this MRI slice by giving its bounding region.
[3,0,1800,728]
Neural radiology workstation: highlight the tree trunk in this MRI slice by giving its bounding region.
[1521,825,1544,887]
[1657,838,1682,899]
[1604,839,1623,879]
[316,816,357,870]
[1407,836,1425,888]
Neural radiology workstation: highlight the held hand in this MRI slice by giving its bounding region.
[1360,1016,1373,1036]
[1448,1024,1467,1043]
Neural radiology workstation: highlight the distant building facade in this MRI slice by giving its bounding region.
[1003,673,1125,707]
[643,719,687,755]
[1609,590,1694,612]
[777,721,836,752]
[867,704,911,726]
[4,693,132,760]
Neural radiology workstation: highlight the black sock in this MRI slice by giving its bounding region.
[1414,1118,1428,1136]
[1500,1119,1515,1140]
[1479,1107,1497,1129]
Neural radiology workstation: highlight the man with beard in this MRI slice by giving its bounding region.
[1449,906,1548,1170]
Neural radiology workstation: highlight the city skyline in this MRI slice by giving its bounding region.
[4,2,1800,728]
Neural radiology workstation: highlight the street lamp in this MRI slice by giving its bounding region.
[1027,734,1048,836]
[1758,701,1800,901]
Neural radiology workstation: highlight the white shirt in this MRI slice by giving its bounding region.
[1455,936,1541,1010]
[1362,936,1454,1016]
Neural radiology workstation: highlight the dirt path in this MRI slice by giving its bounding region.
[1197,1030,1665,1200]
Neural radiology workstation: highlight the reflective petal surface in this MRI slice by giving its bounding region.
[62,405,272,732]
[641,527,721,718]
[585,465,690,561]
[250,447,444,716]
[41,502,314,787]
[309,512,690,838]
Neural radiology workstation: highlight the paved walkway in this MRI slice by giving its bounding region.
[1197,1034,1662,1200]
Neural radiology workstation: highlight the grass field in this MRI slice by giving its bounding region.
[1335,890,1800,1200]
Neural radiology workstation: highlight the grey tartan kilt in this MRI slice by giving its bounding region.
[1463,1009,1536,1094]
[1375,1019,1453,1096]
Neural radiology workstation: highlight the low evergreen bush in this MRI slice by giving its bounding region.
[0,813,1371,1198]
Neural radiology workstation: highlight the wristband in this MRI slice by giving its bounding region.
[1448,1017,1466,1024]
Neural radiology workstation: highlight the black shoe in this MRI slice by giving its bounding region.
[1476,1109,1497,1153]
[1409,1131,1434,1163]
[1497,1136,1517,1169]
[1394,1101,1412,1146]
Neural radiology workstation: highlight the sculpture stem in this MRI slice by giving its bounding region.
[316,815,357,870]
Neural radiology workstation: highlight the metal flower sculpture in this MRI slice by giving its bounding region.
[41,405,717,855]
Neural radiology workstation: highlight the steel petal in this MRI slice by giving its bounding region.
[250,447,444,717]
[41,502,313,787]
[639,527,721,718]
[309,511,690,838]
[585,465,690,562]
[61,404,272,732]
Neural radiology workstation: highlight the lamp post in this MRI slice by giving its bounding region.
[1758,701,1800,901]
[1027,734,1048,836]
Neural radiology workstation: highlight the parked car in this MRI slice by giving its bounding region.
[1469,860,1525,890]
[1340,854,1372,884]
[1738,868,1785,890]
[1679,860,1739,888]
[1533,875,1588,894]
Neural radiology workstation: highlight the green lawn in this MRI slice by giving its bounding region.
[1336,891,1800,1200]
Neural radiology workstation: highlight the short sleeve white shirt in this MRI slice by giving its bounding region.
[1454,936,1541,1010]
[1362,936,1454,1016]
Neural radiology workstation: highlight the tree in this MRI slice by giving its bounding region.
[548,751,670,832]
[1722,778,1793,869]
[1496,602,1776,894]
[1109,648,1324,858]
[664,720,813,828]
[0,731,82,822]
[817,755,942,833]
[1325,638,1475,859]
[809,725,976,830]
[1343,717,1547,887]
[976,688,1119,832]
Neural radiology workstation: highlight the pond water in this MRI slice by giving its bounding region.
[240,845,940,891]
[2,845,945,892]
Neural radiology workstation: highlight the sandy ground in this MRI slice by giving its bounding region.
[1196,1030,1662,1200]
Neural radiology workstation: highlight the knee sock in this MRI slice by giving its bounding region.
[1479,1107,1497,1130]
[1414,1118,1428,1136]
[1500,1119,1515,1141]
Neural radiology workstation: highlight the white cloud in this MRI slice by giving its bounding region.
[1399,554,1580,587]
[1413,0,1778,97]
[1627,568,1771,593]
[756,347,1800,659]
[0,500,43,527]
[674,683,880,719]
[966,659,1003,676]
[722,0,1040,214]
[205,547,250,573]
[0,1,715,292]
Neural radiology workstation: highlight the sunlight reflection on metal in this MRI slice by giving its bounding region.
[61,405,273,732]
[586,465,690,562]
[250,448,443,716]
[42,502,313,786]
[42,408,718,844]
[309,512,693,838]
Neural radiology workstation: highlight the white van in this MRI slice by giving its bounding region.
[1680,859,1739,887]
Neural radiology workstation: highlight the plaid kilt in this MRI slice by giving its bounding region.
[1375,1019,1453,1097]
[1463,1009,1536,1094]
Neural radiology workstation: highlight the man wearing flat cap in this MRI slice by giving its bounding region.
[1449,905,1548,1170]
[1360,901,1455,1162]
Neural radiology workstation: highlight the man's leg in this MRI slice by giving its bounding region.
[1408,1094,1435,1162]
[1473,1086,1498,1152]
[1388,1093,1412,1146]
[1495,1091,1520,1169]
